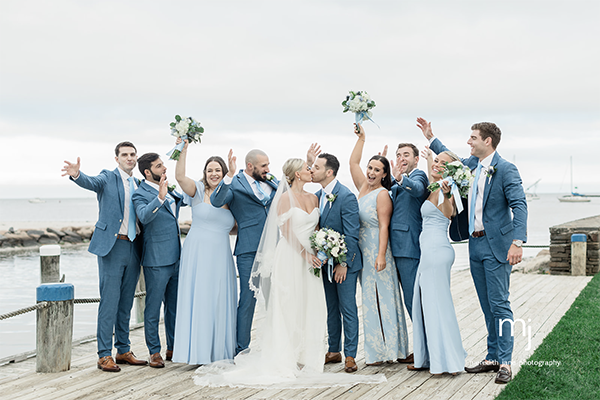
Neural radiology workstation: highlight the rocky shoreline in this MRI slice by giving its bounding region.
[0,222,192,249]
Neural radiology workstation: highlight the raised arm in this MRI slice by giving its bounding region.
[421,146,435,184]
[210,149,236,208]
[306,143,321,166]
[175,139,197,198]
[349,123,367,192]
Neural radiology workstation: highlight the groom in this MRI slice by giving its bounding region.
[211,149,278,354]
[309,149,362,373]
[419,118,527,384]
[132,153,184,368]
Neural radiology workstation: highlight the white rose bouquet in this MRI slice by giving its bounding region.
[427,160,474,213]
[342,90,377,125]
[166,115,204,161]
[309,227,348,279]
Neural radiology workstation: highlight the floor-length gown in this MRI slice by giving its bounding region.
[412,200,467,374]
[172,181,237,364]
[358,188,409,364]
[193,206,386,388]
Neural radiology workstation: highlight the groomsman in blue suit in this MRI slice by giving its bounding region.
[62,142,147,372]
[310,152,362,373]
[419,118,527,384]
[389,144,429,320]
[211,149,278,354]
[132,153,184,368]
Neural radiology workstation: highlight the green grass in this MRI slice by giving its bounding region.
[496,272,600,400]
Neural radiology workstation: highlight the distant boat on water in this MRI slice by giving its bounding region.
[558,156,591,203]
[28,198,45,204]
[525,178,541,201]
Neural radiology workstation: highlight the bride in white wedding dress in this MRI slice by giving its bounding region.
[193,158,386,389]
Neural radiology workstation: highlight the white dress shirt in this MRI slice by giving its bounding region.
[145,180,177,215]
[468,151,496,232]
[117,168,139,236]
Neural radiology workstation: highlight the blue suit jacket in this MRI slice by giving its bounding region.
[389,169,429,259]
[210,170,278,256]
[132,181,184,267]
[316,181,362,273]
[430,138,528,262]
[71,168,142,258]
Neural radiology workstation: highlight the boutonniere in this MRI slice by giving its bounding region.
[266,174,275,182]
[326,193,337,204]
[168,184,176,192]
[485,166,496,178]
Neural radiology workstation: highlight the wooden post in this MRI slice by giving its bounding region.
[134,268,146,323]
[40,245,61,283]
[571,233,587,276]
[36,283,74,373]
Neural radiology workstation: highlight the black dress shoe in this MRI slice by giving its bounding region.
[495,367,512,384]
[464,360,500,373]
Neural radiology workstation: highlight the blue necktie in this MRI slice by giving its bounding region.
[254,181,268,205]
[166,194,176,214]
[469,163,483,235]
[127,177,137,242]
[319,191,326,213]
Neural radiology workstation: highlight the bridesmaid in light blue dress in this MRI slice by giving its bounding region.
[411,149,467,374]
[350,123,409,365]
[172,140,237,364]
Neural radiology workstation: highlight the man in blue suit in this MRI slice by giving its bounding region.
[211,149,278,354]
[310,152,362,373]
[132,153,184,368]
[418,117,527,384]
[389,143,429,321]
[62,142,147,372]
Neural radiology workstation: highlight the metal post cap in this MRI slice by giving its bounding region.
[571,234,587,242]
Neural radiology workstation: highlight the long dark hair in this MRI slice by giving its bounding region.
[369,155,392,190]
[202,156,228,191]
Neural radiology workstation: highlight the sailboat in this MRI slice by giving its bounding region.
[525,178,541,201]
[558,156,590,203]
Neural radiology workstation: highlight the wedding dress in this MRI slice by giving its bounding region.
[193,179,386,388]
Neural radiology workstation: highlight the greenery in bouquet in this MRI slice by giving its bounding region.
[427,160,474,198]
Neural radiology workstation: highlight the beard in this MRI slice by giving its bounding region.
[150,171,162,182]
[252,169,266,182]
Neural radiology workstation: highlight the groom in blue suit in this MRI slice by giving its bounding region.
[419,118,527,384]
[132,153,184,368]
[310,152,362,373]
[62,142,147,372]
[211,149,278,354]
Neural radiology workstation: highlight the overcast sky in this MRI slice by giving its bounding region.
[1,0,598,198]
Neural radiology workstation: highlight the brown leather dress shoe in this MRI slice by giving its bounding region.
[465,360,500,373]
[495,367,512,384]
[407,364,429,371]
[345,356,358,373]
[97,356,121,372]
[149,353,165,368]
[116,351,148,366]
[166,349,173,361]
[325,352,342,364]
[397,353,414,363]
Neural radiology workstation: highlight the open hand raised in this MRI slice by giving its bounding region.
[62,157,81,178]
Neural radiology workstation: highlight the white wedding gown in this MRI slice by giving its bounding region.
[193,206,386,388]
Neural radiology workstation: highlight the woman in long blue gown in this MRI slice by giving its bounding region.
[172,140,237,365]
[350,124,409,365]
[410,148,467,374]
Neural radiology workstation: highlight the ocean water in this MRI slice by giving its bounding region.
[0,194,598,360]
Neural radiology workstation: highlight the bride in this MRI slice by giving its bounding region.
[194,158,386,388]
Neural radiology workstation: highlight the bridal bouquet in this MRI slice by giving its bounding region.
[166,115,204,161]
[427,160,473,213]
[342,90,377,125]
[309,228,348,279]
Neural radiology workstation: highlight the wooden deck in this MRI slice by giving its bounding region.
[0,270,591,400]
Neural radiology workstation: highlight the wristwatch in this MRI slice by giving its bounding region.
[512,240,523,248]
[340,262,348,268]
